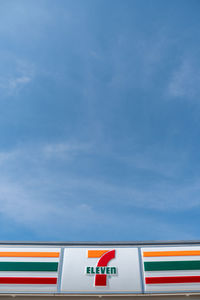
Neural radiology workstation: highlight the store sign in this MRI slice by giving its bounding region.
[60,247,141,293]
[1,244,200,294]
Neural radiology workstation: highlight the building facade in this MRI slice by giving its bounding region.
[0,241,199,300]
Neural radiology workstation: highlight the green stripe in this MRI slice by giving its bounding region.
[144,261,200,271]
[0,262,58,272]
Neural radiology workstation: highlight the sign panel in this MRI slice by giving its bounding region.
[0,243,200,294]
[61,247,142,293]
[0,247,60,292]
[142,246,200,293]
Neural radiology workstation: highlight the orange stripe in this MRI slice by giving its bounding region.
[0,252,60,258]
[143,251,200,257]
[88,250,109,258]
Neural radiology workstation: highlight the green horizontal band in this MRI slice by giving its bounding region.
[144,261,200,271]
[0,262,58,272]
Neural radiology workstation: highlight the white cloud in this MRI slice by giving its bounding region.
[0,175,112,239]
[0,140,92,170]
[58,176,200,212]
[0,140,199,240]
[42,141,92,159]
[0,56,35,96]
[168,59,200,99]
[0,173,196,240]
[0,150,19,164]
[0,141,199,215]
[8,76,31,91]
[109,32,169,90]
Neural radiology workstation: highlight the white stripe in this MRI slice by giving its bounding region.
[145,283,200,292]
[143,256,200,262]
[0,257,59,262]
[145,270,200,277]
[0,285,57,292]
[142,246,200,253]
[0,272,58,277]
[0,248,60,252]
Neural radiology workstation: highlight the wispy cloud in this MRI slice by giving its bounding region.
[168,58,200,99]
[0,56,35,96]
[8,76,31,91]
[0,173,197,240]
[0,142,199,216]
[0,140,199,240]
[57,176,200,212]
[42,141,92,159]
[0,177,100,238]
[109,31,169,90]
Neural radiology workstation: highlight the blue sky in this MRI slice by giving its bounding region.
[0,0,200,242]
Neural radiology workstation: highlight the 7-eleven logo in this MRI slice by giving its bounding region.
[86,250,117,286]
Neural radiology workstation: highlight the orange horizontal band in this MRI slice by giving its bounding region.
[0,252,60,258]
[143,251,200,257]
[88,250,109,258]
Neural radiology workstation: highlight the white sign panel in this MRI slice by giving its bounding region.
[61,247,142,293]
[142,246,200,293]
[0,247,60,292]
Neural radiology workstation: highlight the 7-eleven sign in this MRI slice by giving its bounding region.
[61,247,142,292]
[86,250,117,286]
